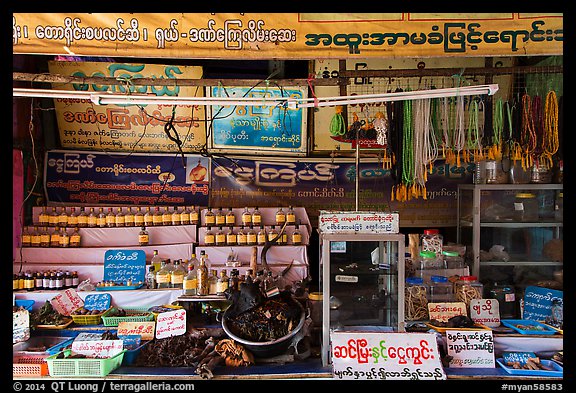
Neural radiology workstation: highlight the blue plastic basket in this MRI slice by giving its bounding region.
[15,299,35,311]
[121,340,150,366]
[46,337,74,355]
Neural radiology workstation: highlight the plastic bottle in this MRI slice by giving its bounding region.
[68,207,78,227]
[151,249,162,272]
[216,269,229,295]
[106,208,116,228]
[252,207,262,227]
[155,260,171,289]
[162,206,172,226]
[275,207,286,226]
[171,206,182,226]
[134,206,145,227]
[170,260,186,289]
[204,226,215,246]
[225,208,236,227]
[183,262,197,295]
[146,265,156,289]
[196,254,209,295]
[292,221,303,245]
[215,226,226,246]
[204,207,216,227]
[115,207,125,227]
[226,226,237,246]
[286,206,296,225]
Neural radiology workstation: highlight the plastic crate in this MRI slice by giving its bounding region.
[70,307,112,325]
[148,304,184,320]
[46,349,126,377]
[102,307,154,327]
[13,353,49,377]
[121,340,150,366]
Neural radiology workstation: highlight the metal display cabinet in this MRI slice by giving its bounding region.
[319,232,405,366]
[456,184,563,290]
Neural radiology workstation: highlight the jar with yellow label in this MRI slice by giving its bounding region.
[139,226,149,246]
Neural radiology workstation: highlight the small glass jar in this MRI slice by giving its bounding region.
[454,275,483,308]
[429,275,455,303]
[442,250,465,270]
[488,282,516,319]
[514,193,539,221]
[307,292,323,328]
[420,229,443,254]
[405,277,429,321]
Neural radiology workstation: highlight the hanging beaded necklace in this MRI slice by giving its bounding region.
[521,93,537,170]
[542,90,559,169]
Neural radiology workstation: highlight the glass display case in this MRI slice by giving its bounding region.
[319,232,405,365]
[457,184,563,300]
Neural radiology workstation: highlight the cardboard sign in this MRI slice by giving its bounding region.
[155,309,187,339]
[13,309,30,344]
[470,299,501,328]
[446,330,495,368]
[84,293,111,311]
[104,249,146,285]
[502,351,537,366]
[50,288,84,316]
[330,332,446,380]
[427,302,467,323]
[523,286,563,321]
[72,339,124,358]
[319,211,399,234]
[118,321,156,341]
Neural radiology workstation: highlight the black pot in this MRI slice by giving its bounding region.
[221,300,305,358]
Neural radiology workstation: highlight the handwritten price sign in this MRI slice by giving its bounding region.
[72,339,123,358]
[470,299,500,328]
[50,288,84,316]
[117,321,156,341]
[446,330,495,368]
[427,302,467,323]
[330,332,446,380]
[155,309,186,339]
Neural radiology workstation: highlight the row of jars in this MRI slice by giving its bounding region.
[203,206,298,228]
[203,224,302,246]
[13,270,80,291]
[146,251,277,296]
[21,226,82,247]
[37,206,201,228]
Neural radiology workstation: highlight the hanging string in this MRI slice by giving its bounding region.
[542,90,559,168]
[490,97,504,160]
[389,89,404,201]
[413,98,438,200]
[453,96,466,167]
[440,96,454,164]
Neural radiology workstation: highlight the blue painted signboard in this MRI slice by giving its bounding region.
[208,86,307,155]
[523,286,563,321]
[84,293,111,311]
[104,249,147,285]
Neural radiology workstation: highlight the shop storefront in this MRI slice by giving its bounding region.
[13,13,563,384]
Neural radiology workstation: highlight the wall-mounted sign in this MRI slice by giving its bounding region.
[319,211,399,234]
[330,331,446,380]
[104,249,147,284]
[14,14,562,59]
[208,86,307,155]
[445,330,495,368]
[211,156,474,227]
[46,61,206,153]
[44,150,209,206]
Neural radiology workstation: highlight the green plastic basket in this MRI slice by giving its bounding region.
[46,349,126,377]
[101,307,154,327]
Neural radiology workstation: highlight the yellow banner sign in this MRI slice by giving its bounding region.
[14,13,562,59]
[47,61,206,152]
